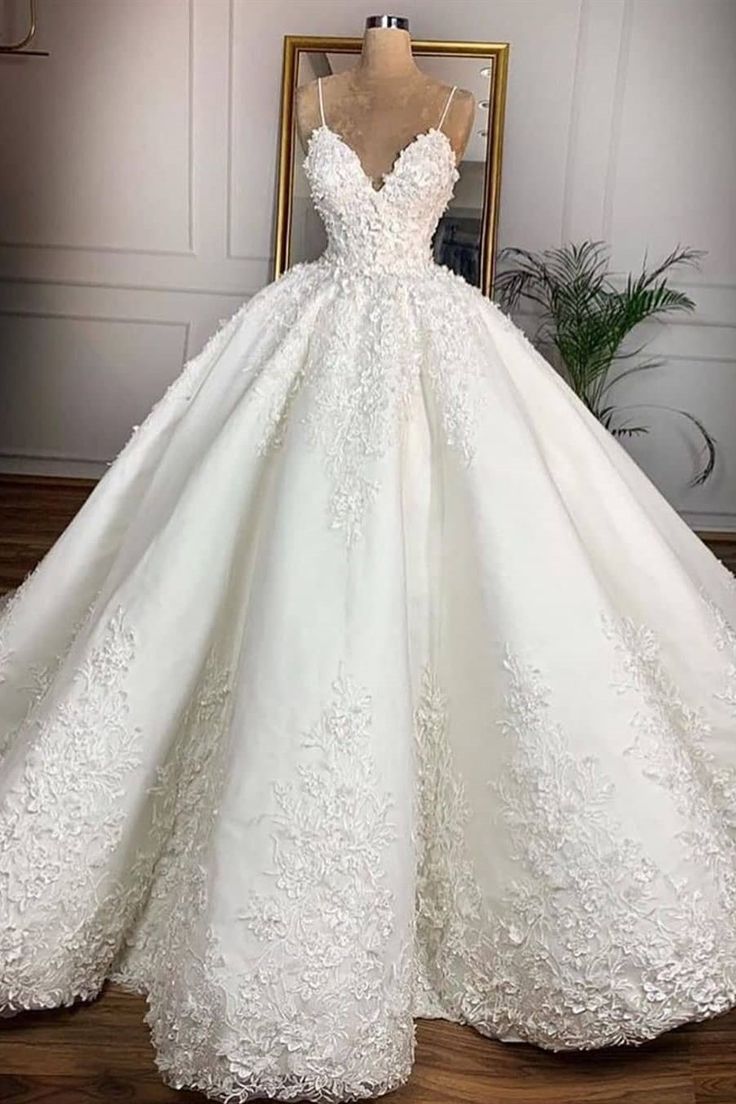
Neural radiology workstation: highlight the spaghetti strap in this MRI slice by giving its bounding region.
[317,76,326,128]
[437,84,456,131]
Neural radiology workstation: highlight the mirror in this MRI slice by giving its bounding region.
[273,35,509,296]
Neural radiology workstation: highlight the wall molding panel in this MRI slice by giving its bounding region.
[0,0,195,258]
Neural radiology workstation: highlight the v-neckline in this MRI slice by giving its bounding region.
[312,124,453,195]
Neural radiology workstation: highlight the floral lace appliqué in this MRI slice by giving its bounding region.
[113,664,414,1103]
[0,606,140,1012]
[226,665,414,1100]
[602,607,736,856]
[410,643,736,1051]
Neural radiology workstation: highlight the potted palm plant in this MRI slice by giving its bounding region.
[493,240,716,485]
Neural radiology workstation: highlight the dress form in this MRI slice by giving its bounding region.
[295,21,475,186]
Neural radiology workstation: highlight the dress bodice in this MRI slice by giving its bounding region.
[302,80,461,281]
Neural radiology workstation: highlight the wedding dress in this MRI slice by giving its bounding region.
[1,77,736,1103]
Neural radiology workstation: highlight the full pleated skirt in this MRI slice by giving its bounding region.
[1,258,735,1102]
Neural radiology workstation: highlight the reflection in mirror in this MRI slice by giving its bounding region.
[276,38,509,296]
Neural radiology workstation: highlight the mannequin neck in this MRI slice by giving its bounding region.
[356,27,421,80]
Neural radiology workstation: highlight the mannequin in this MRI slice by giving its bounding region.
[295,15,475,188]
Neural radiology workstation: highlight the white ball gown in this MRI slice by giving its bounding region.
[1,78,736,1103]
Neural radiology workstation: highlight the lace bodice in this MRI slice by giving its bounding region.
[303,79,460,280]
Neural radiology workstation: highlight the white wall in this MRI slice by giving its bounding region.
[0,0,734,528]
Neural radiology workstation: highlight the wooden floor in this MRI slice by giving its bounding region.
[1,987,736,1104]
[1,473,735,1103]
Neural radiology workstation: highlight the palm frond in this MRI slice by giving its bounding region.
[613,402,717,485]
[599,357,665,396]
[494,240,716,483]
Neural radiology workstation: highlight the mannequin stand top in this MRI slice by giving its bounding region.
[295,26,475,178]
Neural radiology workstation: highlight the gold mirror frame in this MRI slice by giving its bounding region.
[273,35,510,297]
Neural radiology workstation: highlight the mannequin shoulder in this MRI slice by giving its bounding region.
[295,78,322,149]
[442,86,476,162]
[446,86,476,131]
[295,74,342,147]
[295,78,315,115]
[295,80,317,129]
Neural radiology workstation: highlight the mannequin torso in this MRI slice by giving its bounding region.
[295,26,475,189]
